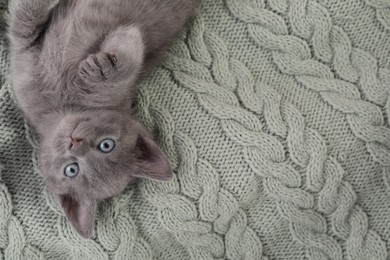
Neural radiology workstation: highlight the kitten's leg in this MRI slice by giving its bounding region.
[78,26,144,86]
[8,0,60,48]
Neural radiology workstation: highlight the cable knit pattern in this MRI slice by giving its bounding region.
[165,20,334,258]
[233,53,387,259]
[97,190,153,260]
[364,0,390,30]
[228,0,390,179]
[1,0,389,259]
[138,105,227,260]
[0,91,44,260]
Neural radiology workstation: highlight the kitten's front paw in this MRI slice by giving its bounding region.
[79,52,118,83]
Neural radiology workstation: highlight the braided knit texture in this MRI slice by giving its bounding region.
[1,0,390,259]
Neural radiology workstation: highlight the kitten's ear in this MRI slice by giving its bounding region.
[133,134,173,181]
[58,194,97,239]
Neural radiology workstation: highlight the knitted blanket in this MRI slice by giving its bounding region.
[1,0,390,259]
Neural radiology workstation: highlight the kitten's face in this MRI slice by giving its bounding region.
[39,110,172,238]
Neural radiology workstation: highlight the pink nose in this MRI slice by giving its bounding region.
[70,137,83,149]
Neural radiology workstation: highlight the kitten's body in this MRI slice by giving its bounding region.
[9,0,197,238]
[10,0,196,133]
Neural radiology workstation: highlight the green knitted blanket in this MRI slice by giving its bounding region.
[1,0,390,259]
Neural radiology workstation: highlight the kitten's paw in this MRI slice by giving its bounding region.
[78,52,118,83]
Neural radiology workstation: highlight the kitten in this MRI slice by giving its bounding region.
[8,0,197,238]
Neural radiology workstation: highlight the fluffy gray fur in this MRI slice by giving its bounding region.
[8,0,197,238]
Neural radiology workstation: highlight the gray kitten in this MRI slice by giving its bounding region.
[8,0,197,238]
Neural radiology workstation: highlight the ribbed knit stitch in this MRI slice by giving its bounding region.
[0,0,389,259]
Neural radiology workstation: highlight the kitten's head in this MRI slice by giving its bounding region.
[39,110,172,238]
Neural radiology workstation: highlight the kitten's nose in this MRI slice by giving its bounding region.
[69,137,83,149]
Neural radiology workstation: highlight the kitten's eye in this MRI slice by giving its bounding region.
[64,163,79,178]
[98,139,115,153]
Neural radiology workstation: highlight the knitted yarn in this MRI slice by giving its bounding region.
[1,0,389,259]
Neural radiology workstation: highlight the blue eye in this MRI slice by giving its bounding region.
[64,163,79,178]
[98,139,115,153]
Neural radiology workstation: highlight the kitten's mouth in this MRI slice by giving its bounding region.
[68,123,83,149]
[69,136,83,149]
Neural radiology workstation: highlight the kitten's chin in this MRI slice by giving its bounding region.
[40,113,74,139]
